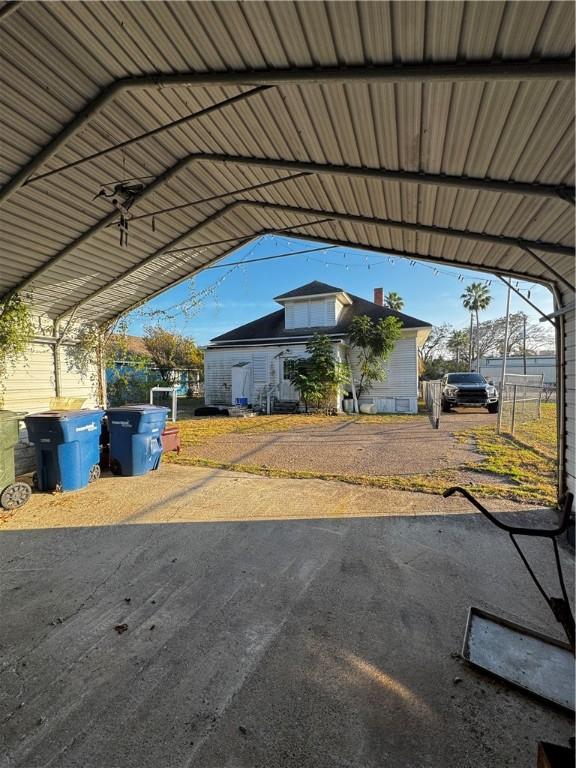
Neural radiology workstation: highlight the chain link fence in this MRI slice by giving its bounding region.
[421,380,442,429]
[497,373,544,436]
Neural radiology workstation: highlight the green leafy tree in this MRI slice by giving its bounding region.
[384,291,405,311]
[421,357,464,380]
[288,334,349,414]
[475,312,554,358]
[419,323,452,367]
[461,282,492,371]
[447,329,470,367]
[348,315,403,401]
[107,368,164,407]
[286,361,323,413]
[0,293,34,402]
[143,326,203,384]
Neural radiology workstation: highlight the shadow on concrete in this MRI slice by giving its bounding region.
[0,508,573,768]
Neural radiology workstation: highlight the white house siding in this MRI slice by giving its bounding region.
[59,345,99,404]
[333,297,346,325]
[347,333,419,414]
[204,344,309,407]
[2,335,98,475]
[284,297,336,329]
[206,333,419,414]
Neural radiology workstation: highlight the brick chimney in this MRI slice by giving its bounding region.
[373,287,383,306]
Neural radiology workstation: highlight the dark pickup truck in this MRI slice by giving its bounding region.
[441,372,499,413]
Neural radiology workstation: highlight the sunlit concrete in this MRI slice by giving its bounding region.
[0,465,572,767]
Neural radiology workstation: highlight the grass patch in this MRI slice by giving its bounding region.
[167,405,558,506]
[166,454,550,503]
[174,412,417,446]
[456,403,557,505]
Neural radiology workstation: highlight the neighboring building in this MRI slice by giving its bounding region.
[480,355,557,385]
[2,316,98,474]
[204,282,432,414]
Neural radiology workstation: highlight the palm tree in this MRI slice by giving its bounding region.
[447,329,469,367]
[384,291,404,311]
[461,282,492,371]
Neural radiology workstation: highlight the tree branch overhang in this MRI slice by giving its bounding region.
[1,58,573,205]
[57,199,575,321]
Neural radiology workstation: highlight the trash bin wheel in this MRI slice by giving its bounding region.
[88,464,101,483]
[110,459,122,476]
[32,472,38,489]
[0,482,32,510]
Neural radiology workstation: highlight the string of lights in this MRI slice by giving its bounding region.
[137,235,539,321]
[205,235,537,296]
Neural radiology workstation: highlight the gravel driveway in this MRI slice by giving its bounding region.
[180,410,496,477]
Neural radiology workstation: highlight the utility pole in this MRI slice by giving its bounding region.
[523,314,527,375]
[468,314,473,371]
[497,282,512,435]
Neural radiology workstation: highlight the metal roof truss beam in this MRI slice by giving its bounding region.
[1,58,573,205]
[58,199,574,320]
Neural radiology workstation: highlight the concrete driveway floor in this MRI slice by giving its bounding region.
[180,410,497,476]
[1,465,573,768]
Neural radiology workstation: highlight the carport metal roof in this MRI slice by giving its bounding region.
[0,0,574,329]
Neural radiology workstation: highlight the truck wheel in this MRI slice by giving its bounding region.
[487,403,499,414]
[441,399,452,413]
[0,482,32,510]
[88,464,101,483]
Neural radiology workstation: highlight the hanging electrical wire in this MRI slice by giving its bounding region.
[130,233,542,325]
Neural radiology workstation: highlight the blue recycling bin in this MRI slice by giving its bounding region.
[25,410,104,492]
[106,405,169,477]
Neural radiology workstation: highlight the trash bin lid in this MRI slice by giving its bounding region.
[25,409,103,420]
[106,405,169,413]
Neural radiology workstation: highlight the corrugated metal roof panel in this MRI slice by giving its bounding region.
[0,0,573,324]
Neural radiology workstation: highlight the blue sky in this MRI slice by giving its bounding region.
[126,235,555,346]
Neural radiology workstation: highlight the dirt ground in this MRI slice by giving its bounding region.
[175,408,497,477]
[1,464,573,767]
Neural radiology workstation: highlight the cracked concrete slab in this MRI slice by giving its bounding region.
[0,465,572,767]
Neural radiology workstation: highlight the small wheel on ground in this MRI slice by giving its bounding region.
[0,482,32,510]
[487,403,499,414]
[110,458,122,476]
[88,464,101,483]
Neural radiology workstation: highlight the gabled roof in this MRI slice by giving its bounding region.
[273,281,348,301]
[209,286,431,346]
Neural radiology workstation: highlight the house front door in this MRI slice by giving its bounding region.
[279,359,299,402]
